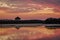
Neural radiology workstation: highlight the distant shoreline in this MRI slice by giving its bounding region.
[0,17,60,24]
[0,24,60,29]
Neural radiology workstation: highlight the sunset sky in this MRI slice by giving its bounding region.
[0,0,60,20]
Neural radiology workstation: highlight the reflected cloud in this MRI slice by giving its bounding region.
[0,26,56,40]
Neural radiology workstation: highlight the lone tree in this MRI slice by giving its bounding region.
[15,17,21,21]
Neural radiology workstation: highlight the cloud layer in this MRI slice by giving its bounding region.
[0,0,60,19]
[32,0,60,5]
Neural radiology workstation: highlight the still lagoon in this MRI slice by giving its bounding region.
[0,25,60,40]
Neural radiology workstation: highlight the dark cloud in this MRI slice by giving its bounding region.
[0,0,29,4]
[37,36,60,40]
[32,0,60,6]
[0,0,60,6]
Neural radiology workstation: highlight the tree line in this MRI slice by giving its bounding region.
[0,18,60,24]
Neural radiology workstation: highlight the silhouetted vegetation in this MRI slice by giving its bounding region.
[0,17,60,24]
[44,18,60,24]
[0,17,60,29]
[0,20,43,24]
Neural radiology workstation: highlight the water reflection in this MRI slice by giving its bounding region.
[0,26,60,40]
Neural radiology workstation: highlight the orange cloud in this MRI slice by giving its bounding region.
[0,0,60,20]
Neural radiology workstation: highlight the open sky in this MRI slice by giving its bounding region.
[0,0,60,20]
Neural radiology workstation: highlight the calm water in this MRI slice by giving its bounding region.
[0,25,60,40]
